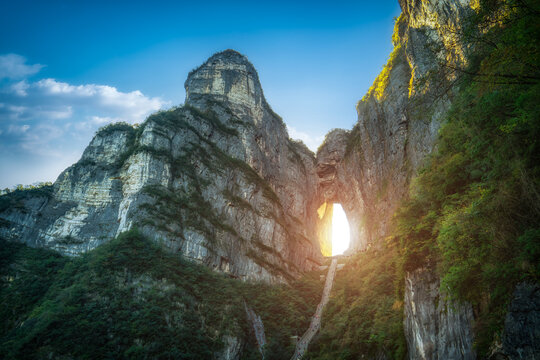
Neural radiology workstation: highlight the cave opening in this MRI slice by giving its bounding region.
[317,202,351,257]
[331,204,350,256]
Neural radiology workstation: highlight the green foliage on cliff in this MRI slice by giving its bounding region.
[395,0,540,355]
[96,122,135,136]
[0,240,68,339]
[184,103,239,137]
[307,249,406,360]
[360,43,405,103]
[0,231,323,359]
[0,183,53,214]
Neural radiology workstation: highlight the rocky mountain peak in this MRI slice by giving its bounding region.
[184,49,266,110]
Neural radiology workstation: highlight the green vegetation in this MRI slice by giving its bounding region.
[308,248,406,360]
[0,183,53,214]
[361,44,404,102]
[95,121,135,136]
[1,182,53,196]
[184,103,239,137]
[0,230,324,359]
[324,1,539,357]
[344,124,362,159]
[394,0,540,355]
[0,240,69,339]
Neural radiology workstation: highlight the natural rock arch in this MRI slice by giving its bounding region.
[315,129,369,255]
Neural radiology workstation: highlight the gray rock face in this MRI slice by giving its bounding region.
[216,336,243,360]
[0,50,323,283]
[0,2,475,272]
[185,49,266,111]
[316,0,472,250]
[404,268,475,360]
[315,129,368,253]
[312,2,536,359]
[490,283,540,360]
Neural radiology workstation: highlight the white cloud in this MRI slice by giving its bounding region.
[286,125,325,153]
[89,115,121,125]
[0,54,44,79]
[0,67,167,127]
[0,54,169,188]
[11,80,29,96]
[25,78,166,123]
[17,123,66,157]
[7,124,30,134]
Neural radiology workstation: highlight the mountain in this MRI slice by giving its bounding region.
[0,49,324,283]
[1,0,539,359]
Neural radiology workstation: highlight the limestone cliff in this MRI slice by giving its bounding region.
[313,1,482,358]
[404,268,475,360]
[317,0,473,249]
[0,50,323,283]
[489,283,540,360]
[316,129,367,254]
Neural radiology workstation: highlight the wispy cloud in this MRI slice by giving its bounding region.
[0,54,168,188]
[286,125,325,153]
[2,77,166,124]
[0,54,44,79]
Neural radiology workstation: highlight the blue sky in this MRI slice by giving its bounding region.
[0,0,401,188]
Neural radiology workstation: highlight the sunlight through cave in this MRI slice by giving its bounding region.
[331,204,350,256]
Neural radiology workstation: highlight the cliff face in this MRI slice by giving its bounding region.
[404,268,475,360]
[403,276,540,360]
[316,129,367,253]
[313,0,480,358]
[313,0,473,252]
[0,1,476,273]
[0,50,323,283]
[489,283,540,360]
[366,1,477,358]
[324,0,471,248]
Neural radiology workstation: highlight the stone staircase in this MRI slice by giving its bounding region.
[291,257,339,360]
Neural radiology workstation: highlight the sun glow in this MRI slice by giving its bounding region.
[331,204,350,256]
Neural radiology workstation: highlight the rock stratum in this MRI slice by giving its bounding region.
[0,50,324,283]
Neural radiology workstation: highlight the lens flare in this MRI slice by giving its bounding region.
[331,204,350,256]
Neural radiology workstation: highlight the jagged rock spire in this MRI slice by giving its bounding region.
[184,49,266,109]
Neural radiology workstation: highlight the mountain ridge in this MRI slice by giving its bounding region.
[1,0,539,358]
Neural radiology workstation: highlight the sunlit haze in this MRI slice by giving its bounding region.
[331,204,350,256]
